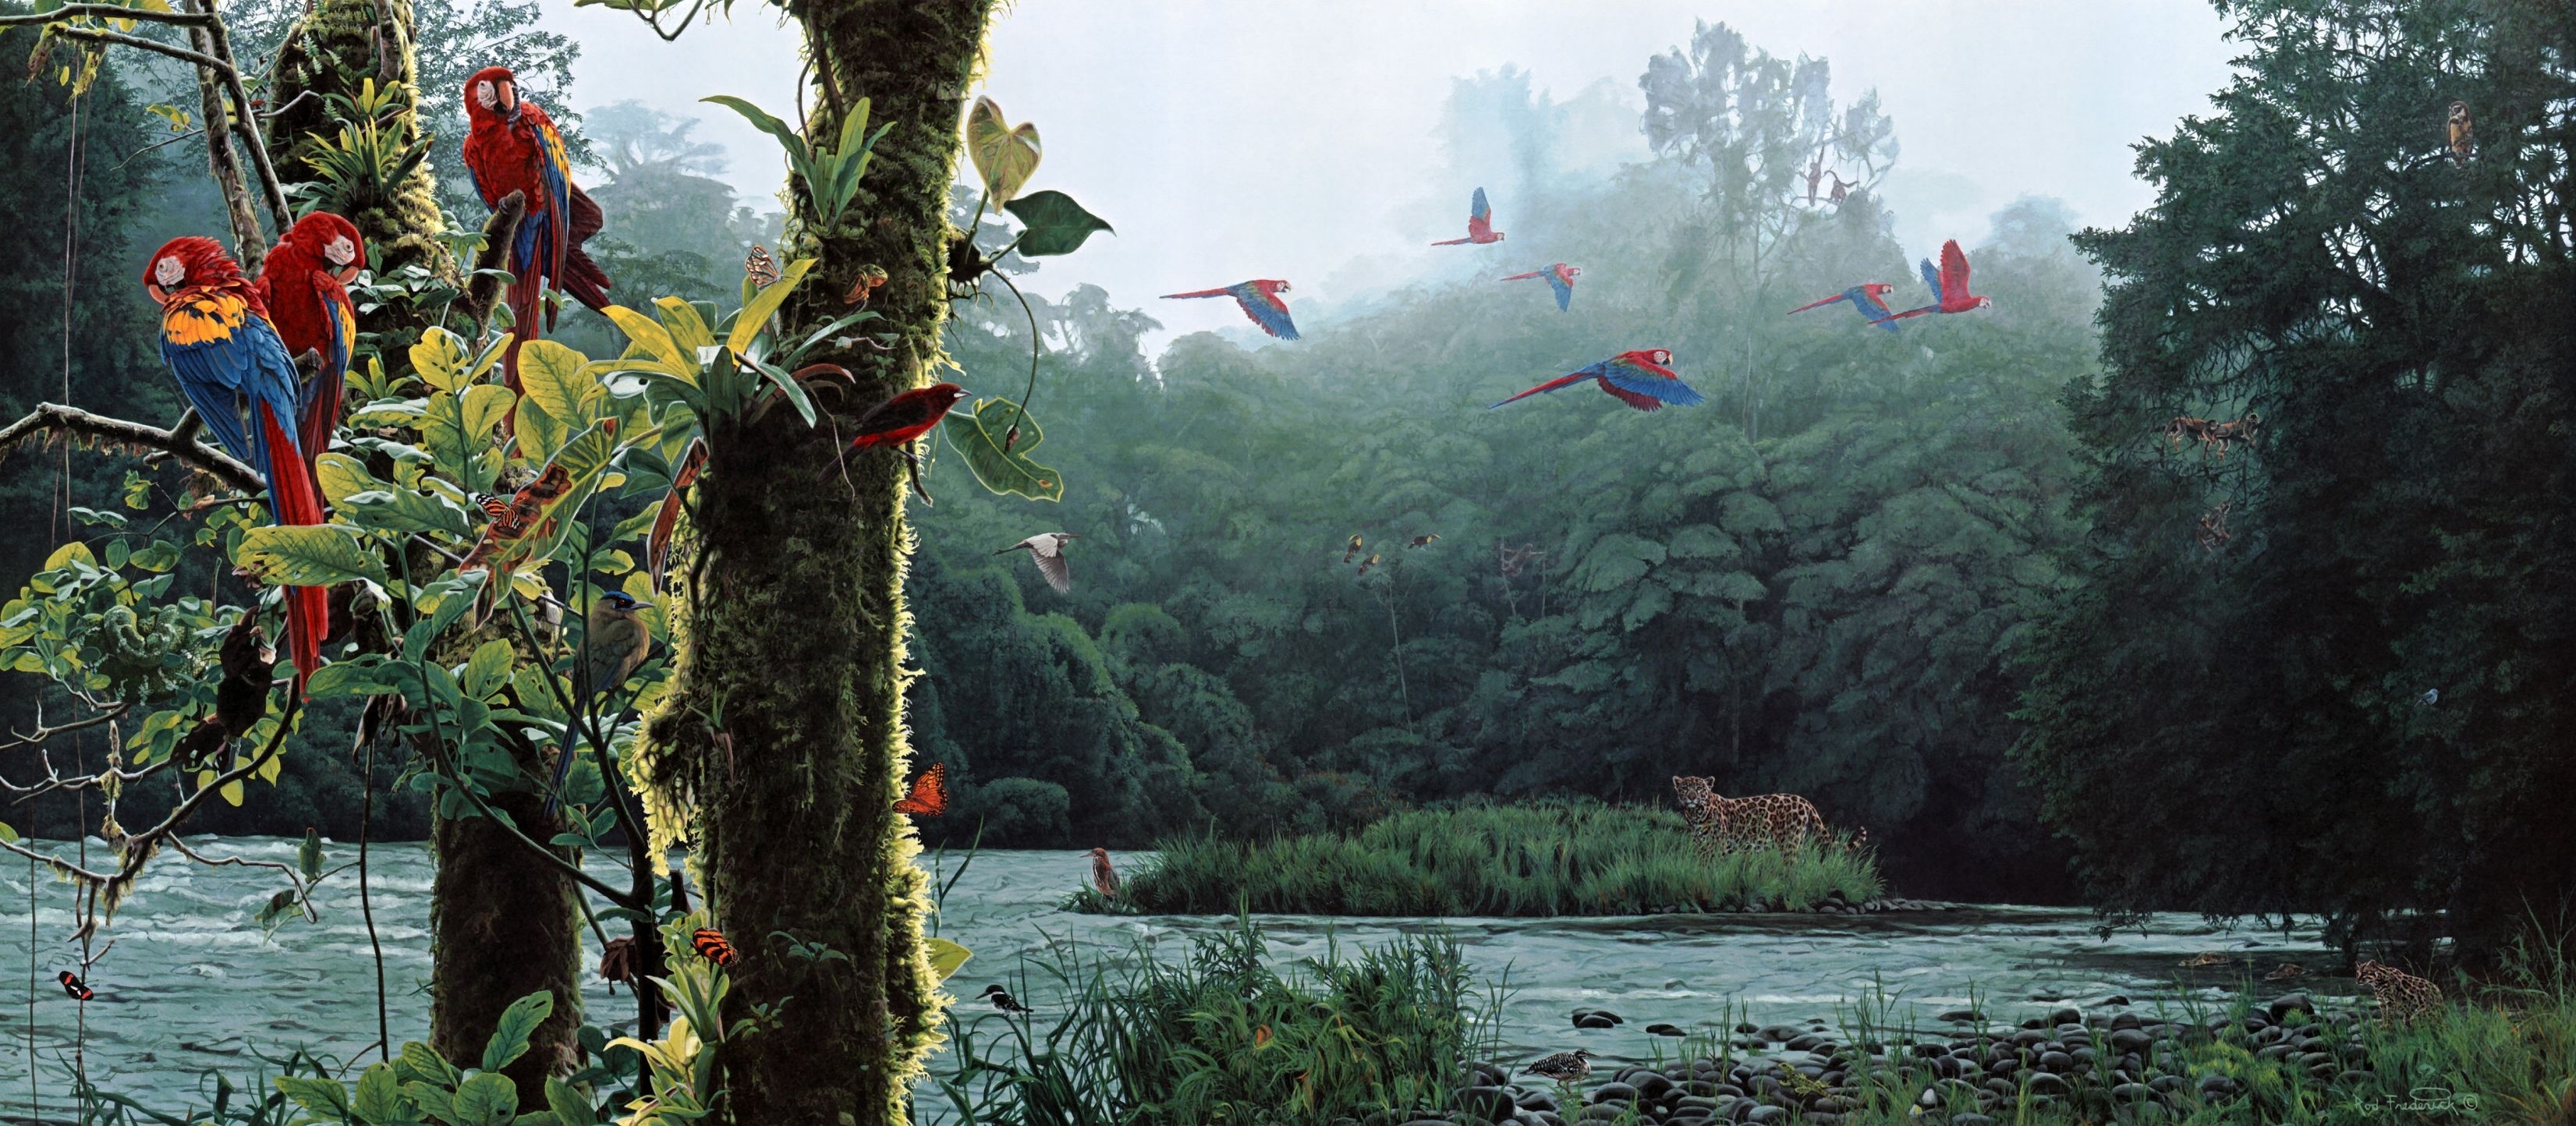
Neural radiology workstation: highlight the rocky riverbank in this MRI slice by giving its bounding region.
[1412,992,2369,1125]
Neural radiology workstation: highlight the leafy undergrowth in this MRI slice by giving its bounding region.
[1070,799,1883,916]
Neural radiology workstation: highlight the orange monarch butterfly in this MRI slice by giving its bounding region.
[690,928,737,966]
[58,971,91,1000]
[894,763,948,816]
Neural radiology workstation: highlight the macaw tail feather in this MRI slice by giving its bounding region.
[259,405,329,699]
[298,369,344,483]
[559,186,612,318]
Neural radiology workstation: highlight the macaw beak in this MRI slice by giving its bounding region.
[334,265,361,285]
[145,284,170,306]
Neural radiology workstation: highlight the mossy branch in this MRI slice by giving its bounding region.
[0,402,263,493]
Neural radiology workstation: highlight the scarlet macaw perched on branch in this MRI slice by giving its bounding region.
[253,211,364,478]
[462,65,611,388]
[144,236,331,696]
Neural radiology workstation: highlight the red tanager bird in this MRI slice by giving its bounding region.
[1787,284,1901,333]
[462,66,611,389]
[1089,847,1121,898]
[547,590,651,815]
[145,236,330,696]
[1432,187,1504,246]
[1500,263,1579,310]
[814,382,973,482]
[1488,349,1706,413]
[997,533,1079,593]
[1161,279,1298,340]
[253,211,364,477]
[1871,240,1995,324]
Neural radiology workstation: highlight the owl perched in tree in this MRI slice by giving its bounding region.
[2447,101,2474,165]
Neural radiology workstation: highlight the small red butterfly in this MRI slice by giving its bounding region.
[893,763,948,816]
[58,971,91,1000]
[690,928,737,967]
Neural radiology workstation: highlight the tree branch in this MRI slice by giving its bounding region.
[44,23,229,71]
[0,5,218,27]
[0,402,262,494]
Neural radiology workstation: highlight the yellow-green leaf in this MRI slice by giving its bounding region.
[257,749,285,784]
[235,526,384,586]
[462,637,515,699]
[925,937,972,983]
[42,541,95,571]
[314,452,382,508]
[603,305,689,373]
[513,340,594,462]
[0,821,18,844]
[220,779,246,806]
[411,327,473,394]
[654,296,715,352]
[726,257,818,359]
[941,397,1064,502]
[966,96,1041,204]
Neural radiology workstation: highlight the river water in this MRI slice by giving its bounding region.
[0,838,2347,1123]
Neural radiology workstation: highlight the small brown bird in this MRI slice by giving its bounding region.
[2447,100,2474,165]
[1088,847,1121,898]
[1343,533,1364,564]
[1355,552,1379,579]
[1408,534,1439,549]
[997,533,1079,594]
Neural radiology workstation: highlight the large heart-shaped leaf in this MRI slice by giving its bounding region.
[512,339,597,463]
[941,397,1063,502]
[925,937,972,983]
[966,96,1041,204]
[1003,190,1114,257]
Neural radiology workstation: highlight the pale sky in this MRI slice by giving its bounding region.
[543,1,2239,348]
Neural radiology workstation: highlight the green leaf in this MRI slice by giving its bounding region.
[449,1072,517,1126]
[700,95,813,187]
[299,828,324,881]
[726,257,819,359]
[941,397,1064,502]
[395,1040,459,1089]
[235,526,384,586]
[1003,190,1114,257]
[421,384,517,487]
[462,637,515,699]
[410,327,474,394]
[925,937,972,983]
[600,306,695,382]
[0,823,17,844]
[966,95,1041,204]
[653,296,715,353]
[316,452,384,508]
[480,990,555,1071]
[353,1061,408,1123]
[401,1081,455,1124]
[544,1077,592,1125]
[275,1075,353,1118]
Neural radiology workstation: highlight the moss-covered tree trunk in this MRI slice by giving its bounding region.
[264,0,579,1097]
[264,0,461,337]
[645,2,996,1121]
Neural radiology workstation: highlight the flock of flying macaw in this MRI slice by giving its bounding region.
[138,70,2000,677]
[1159,185,1994,414]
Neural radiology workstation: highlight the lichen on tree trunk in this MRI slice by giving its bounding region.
[638,2,997,1122]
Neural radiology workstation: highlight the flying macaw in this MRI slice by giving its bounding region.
[1161,280,1299,340]
[1488,349,1706,413]
[144,236,331,696]
[1872,239,1994,324]
[547,590,651,815]
[815,382,973,481]
[1433,187,1504,246]
[1501,263,1581,311]
[253,212,364,477]
[462,66,611,388]
[1786,283,1900,332]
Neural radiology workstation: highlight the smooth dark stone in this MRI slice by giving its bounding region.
[1938,1009,1984,1023]
[2025,1072,2070,1096]
[2267,993,2315,1022]
[2047,1007,2083,1025]
[2038,1050,2074,1071]
[1575,1013,1619,1030]
[1745,1107,1788,1126]
[1586,1082,1639,1105]
[1646,1023,1686,1037]
[1458,1088,1518,1118]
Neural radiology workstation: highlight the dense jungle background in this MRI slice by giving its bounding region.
[2,0,2569,948]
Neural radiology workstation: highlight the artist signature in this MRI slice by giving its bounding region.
[2351,1088,2481,1117]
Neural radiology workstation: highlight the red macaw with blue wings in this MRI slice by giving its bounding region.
[1501,263,1580,311]
[1871,239,1994,324]
[1488,349,1705,412]
[1787,283,1900,332]
[145,236,331,694]
[1433,187,1505,246]
[462,66,611,388]
[1161,279,1299,340]
[253,212,364,478]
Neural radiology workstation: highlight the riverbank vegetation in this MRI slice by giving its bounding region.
[1068,802,1882,916]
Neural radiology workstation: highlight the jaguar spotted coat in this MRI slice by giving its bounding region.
[1671,775,1851,855]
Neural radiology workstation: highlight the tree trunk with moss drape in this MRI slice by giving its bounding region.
[642,2,996,1121]
[264,0,462,336]
[264,0,579,1098]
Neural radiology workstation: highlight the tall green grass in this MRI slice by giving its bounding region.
[926,917,1505,1125]
[1073,799,1882,916]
